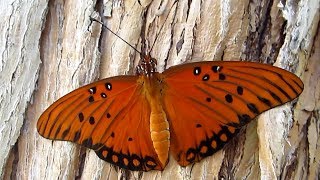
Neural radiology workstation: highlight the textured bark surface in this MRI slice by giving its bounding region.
[0,0,319,179]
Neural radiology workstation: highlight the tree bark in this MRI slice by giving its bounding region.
[0,0,319,179]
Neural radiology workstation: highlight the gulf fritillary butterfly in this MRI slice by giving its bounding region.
[37,54,303,171]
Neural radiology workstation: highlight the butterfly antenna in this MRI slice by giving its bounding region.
[149,0,178,53]
[90,17,143,55]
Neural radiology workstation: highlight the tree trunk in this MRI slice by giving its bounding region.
[0,0,319,179]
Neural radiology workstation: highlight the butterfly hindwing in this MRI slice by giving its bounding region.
[93,89,164,171]
[37,76,163,171]
[162,61,303,166]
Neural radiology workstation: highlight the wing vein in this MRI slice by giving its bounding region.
[47,93,86,138]
[229,67,292,99]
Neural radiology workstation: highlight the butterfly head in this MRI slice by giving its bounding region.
[136,54,158,76]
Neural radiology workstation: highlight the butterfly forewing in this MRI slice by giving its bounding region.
[37,76,163,171]
[162,61,303,166]
[38,76,137,140]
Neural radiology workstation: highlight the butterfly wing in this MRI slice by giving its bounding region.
[162,61,303,166]
[37,76,163,171]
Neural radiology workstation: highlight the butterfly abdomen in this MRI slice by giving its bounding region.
[150,111,170,168]
[143,74,170,169]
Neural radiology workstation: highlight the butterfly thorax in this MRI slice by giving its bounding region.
[136,54,158,76]
[137,56,170,169]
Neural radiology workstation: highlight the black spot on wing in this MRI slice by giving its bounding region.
[225,94,233,103]
[78,112,84,122]
[237,86,243,95]
[95,146,160,171]
[106,113,111,118]
[89,116,95,125]
[89,87,97,94]
[219,73,226,80]
[193,67,201,75]
[202,74,210,81]
[212,66,223,73]
[105,83,112,91]
[184,125,239,164]
[89,96,94,102]
[101,93,107,98]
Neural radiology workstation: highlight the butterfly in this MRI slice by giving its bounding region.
[37,54,303,171]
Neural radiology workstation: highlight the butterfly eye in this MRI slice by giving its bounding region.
[150,58,157,65]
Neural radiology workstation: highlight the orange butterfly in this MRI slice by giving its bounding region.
[37,54,303,171]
